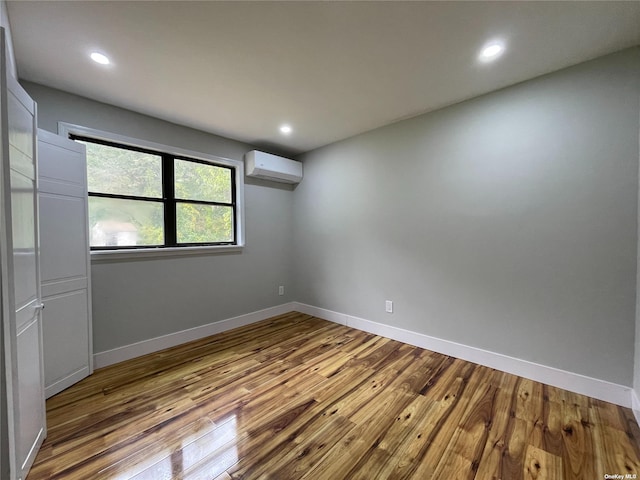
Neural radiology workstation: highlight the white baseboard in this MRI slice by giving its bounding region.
[94,300,634,409]
[294,303,348,326]
[292,302,632,408]
[45,366,91,399]
[633,390,640,425]
[93,303,296,369]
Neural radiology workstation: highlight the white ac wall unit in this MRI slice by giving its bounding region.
[245,150,303,184]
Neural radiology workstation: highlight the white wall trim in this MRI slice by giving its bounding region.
[57,122,246,248]
[294,303,348,326]
[45,366,90,399]
[292,302,633,408]
[632,389,640,425]
[93,303,295,368]
[95,301,634,408]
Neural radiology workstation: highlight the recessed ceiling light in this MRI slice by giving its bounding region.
[479,43,505,62]
[90,52,110,65]
[279,124,292,135]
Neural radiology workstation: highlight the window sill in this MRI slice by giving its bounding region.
[90,244,244,262]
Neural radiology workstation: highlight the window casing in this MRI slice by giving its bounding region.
[61,124,244,256]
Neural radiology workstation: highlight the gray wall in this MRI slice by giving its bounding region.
[23,82,294,353]
[1,1,16,79]
[293,48,640,386]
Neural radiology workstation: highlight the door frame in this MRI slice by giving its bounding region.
[0,27,19,478]
[1,27,46,479]
[0,32,11,476]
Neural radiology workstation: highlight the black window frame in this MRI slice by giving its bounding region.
[71,134,237,250]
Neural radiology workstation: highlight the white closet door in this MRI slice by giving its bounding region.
[1,30,46,479]
[38,129,91,398]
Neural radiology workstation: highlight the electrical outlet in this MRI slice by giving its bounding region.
[385,300,393,313]
[278,285,285,296]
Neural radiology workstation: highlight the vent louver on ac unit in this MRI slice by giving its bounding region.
[244,150,303,184]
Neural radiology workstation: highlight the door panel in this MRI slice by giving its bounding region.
[2,30,45,479]
[10,170,37,327]
[38,129,91,400]
[40,194,88,282]
[16,318,44,471]
[37,136,85,189]
[7,93,33,160]
[42,290,89,388]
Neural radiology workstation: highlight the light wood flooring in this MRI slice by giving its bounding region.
[28,312,640,479]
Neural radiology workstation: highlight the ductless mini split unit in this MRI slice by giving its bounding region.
[244,150,303,184]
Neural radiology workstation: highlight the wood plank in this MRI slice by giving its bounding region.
[591,405,640,479]
[560,392,597,479]
[230,414,356,479]
[473,374,519,479]
[523,445,563,479]
[298,388,417,480]
[428,366,499,480]
[129,417,239,480]
[98,417,217,479]
[349,394,438,479]
[212,473,231,480]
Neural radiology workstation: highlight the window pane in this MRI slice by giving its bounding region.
[176,203,233,244]
[89,196,164,247]
[79,140,162,198]
[174,159,232,203]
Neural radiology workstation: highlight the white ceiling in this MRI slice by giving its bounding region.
[7,1,640,156]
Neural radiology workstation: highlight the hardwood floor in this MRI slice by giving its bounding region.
[28,312,640,480]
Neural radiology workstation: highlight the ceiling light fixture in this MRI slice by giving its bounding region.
[279,124,292,135]
[479,42,505,62]
[90,52,110,65]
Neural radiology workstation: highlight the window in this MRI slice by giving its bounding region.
[67,131,241,251]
